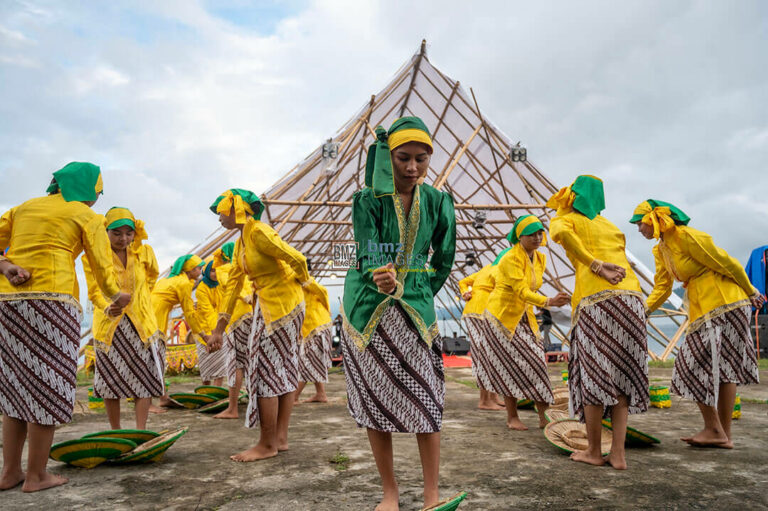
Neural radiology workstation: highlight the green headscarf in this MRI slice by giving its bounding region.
[169,254,204,277]
[45,162,103,202]
[201,261,218,288]
[364,116,433,198]
[220,242,235,262]
[507,214,546,245]
[210,188,264,223]
[570,175,605,220]
[629,199,690,225]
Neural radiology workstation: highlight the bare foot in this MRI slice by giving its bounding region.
[422,489,439,510]
[374,494,399,511]
[230,444,278,462]
[570,450,605,466]
[477,402,505,411]
[302,394,328,403]
[278,443,289,452]
[603,453,627,470]
[538,418,549,429]
[0,470,25,490]
[148,404,167,414]
[213,409,239,419]
[681,429,729,447]
[21,473,68,493]
[506,418,528,431]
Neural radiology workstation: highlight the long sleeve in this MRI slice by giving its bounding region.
[683,230,757,297]
[646,245,674,312]
[351,191,383,292]
[503,251,548,308]
[142,245,159,292]
[81,214,121,300]
[549,215,596,267]
[429,192,456,296]
[253,227,309,284]
[82,254,111,311]
[0,208,13,262]
[175,280,204,335]
[220,253,246,321]
[196,286,218,333]
[458,271,478,295]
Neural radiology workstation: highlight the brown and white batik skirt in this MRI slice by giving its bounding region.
[342,304,445,433]
[93,316,164,399]
[196,338,227,382]
[225,313,253,387]
[0,299,81,425]
[298,327,332,383]
[672,305,759,407]
[569,293,649,422]
[245,304,303,429]
[467,313,554,404]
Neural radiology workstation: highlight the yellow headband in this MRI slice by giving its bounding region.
[105,207,148,247]
[388,128,433,153]
[95,173,104,195]
[182,255,204,272]
[546,185,575,213]
[215,190,254,225]
[633,202,676,239]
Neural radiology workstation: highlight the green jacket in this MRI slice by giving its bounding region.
[342,184,456,350]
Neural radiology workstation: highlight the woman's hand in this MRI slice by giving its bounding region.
[112,292,131,309]
[597,262,626,285]
[372,262,397,295]
[0,261,31,286]
[206,331,223,352]
[106,303,123,317]
[462,291,472,301]
[751,292,766,309]
[546,292,571,307]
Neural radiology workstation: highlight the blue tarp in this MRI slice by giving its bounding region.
[745,245,768,314]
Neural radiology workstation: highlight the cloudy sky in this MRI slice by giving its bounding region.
[2,0,767,300]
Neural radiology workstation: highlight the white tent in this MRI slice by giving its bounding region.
[189,41,687,360]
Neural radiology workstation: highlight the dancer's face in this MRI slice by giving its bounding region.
[391,142,431,192]
[219,206,238,229]
[108,225,135,251]
[519,230,544,254]
[637,222,654,240]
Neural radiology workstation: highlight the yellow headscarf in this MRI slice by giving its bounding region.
[630,200,690,239]
[105,207,148,249]
[210,189,263,225]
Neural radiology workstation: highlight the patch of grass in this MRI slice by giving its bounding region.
[445,376,478,389]
[164,373,202,385]
[648,360,675,369]
[77,370,94,387]
[329,451,350,471]
[758,359,768,370]
[328,366,344,375]
[741,397,768,404]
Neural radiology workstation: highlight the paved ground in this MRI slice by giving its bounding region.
[2,365,767,510]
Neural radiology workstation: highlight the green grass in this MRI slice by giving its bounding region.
[329,451,350,471]
[758,358,768,370]
[445,375,478,390]
[648,360,676,369]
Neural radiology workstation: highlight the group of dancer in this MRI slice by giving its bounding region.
[0,116,763,511]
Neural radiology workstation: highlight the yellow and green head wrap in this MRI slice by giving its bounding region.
[212,241,235,268]
[365,116,433,197]
[169,254,204,277]
[210,188,264,225]
[45,162,103,202]
[546,175,605,220]
[507,214,547,246]
[105,207,148,246]
[630,199,690,239]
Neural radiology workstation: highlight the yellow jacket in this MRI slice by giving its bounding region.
[549,211,641,314]
[485,243,548,335]
[301,278,331,340]
[221,218,308,331]
[458,264,496,315]
[646,225,756,332]
[151,274,204,338]
[0,194,120,307]
[84,244,161,349]
[197,263,253,334]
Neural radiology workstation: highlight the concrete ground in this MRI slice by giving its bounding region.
[1,365,767,510]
